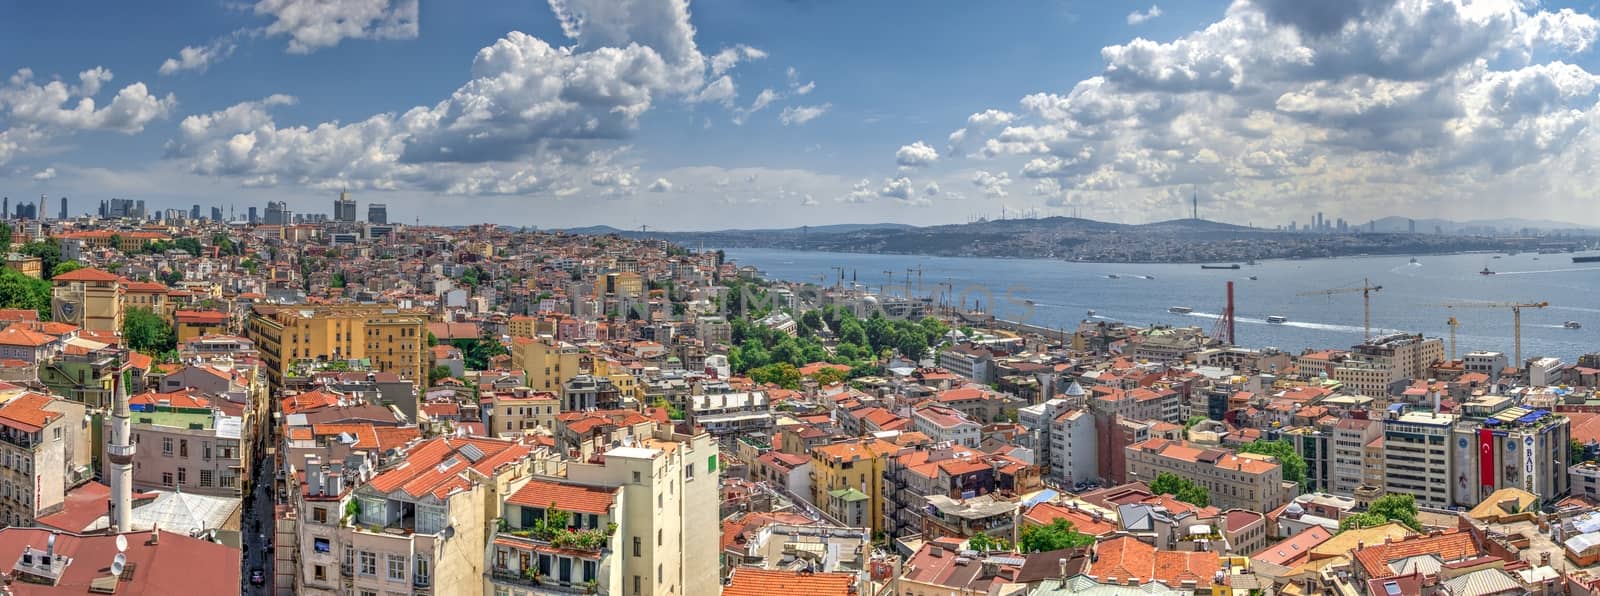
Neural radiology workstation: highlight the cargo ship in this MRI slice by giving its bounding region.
[1574,255,1600,263]
[1200,264,1241,270]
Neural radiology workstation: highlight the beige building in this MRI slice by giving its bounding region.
[485,428,719,596]
[1330,418,1381,496]
[294,436,532,596]
[1332,334,1445,399]
[1124,438,1295,513]
[0,392,90,527]
[489,387,560,438]
[49,267,124,333]
[1381,411,1457,508]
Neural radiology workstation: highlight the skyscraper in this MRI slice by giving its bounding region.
[265,201,291,226]
[248,206,258,224]
[190,204,201,220]
[210,206,223,222]
[334,191,357,222]
[367,202,388,224]
[58,196,67,220]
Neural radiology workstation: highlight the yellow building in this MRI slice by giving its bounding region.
[123,280,172,320]
[53,230,170,253]
[516,336,590,392]
[50,267,124,333]
[246,304,429,390]
[595,272,643,298]
[507,315,538,339]
[811,438,901,536]
[174,310,230,343]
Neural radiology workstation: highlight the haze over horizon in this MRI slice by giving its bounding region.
[5,0,1600,229]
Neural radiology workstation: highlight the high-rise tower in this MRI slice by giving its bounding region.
[107,362,135,533]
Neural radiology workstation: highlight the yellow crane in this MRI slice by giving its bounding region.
[1298,278,1383,339]
[1447,316,1459,361]
[1436,301,1549,366]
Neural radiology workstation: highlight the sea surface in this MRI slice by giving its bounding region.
[721,248,1600,362]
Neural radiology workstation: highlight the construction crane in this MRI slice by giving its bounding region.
[1298,277,1384,339]
[1437,301,1549,366]
[1447,316,1459,361]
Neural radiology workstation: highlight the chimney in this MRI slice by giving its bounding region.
[148,524,159,546]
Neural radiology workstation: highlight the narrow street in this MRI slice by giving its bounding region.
[240,444,276,594]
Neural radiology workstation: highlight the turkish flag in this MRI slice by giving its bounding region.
[1479,428,1495,487]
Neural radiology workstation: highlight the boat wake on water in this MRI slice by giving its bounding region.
[1184,311,1394,334]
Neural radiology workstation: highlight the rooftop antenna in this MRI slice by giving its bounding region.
[1192,186,1199,221]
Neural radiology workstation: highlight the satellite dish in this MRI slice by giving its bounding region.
[115,535,127,553]
[110,552,126,576]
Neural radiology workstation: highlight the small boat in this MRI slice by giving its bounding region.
[1168,306,1193,314]
[1246,259,1258,266]
[1248,275,1258,280]
[1201,264,1241,270]
[1480,267,1496,276]
[1266,315,1288,324]
[1107,274,1120,279]
[1086,309,1096,317]
[1493,255,1502,259]
[1409,257,1418,264]
[1566,321,1583,329]
[1024,299,1035,306]
[1143,275,1155,280]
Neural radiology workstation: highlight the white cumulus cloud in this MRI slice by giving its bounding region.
[255,0,418,54]
[895,141,939,167]
[1127,5,1163,25]
[779,103,830,126]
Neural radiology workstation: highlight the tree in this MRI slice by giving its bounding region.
[173,237,203,257]
[122,307,175,354]
[18,242,61,279]
[0,222,11,249]
[108,234,124,252]
[0,269,50,319]
[1339,494,1419,532]
[1184,415,1209,432]
[811,367,847,387]
[50,260,83,278]
[749,363,802,389]
[1149,472,1210,507]
[1018,518,1095,552]
[1574,439,1590,465]
[650,397,684,420]
[427,365,454,386]
[1238,440,1307,487]
[966,533,1009,552]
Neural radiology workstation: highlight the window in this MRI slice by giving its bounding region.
[314,564,325,581]
[199,470,213,488]
[177,467,186,485]
[633,537,641,557]
[161,472,173,487]
[685,463,694,480]
[387,554,405,581]
[414,555,430,586]
[632,471,641,483]
[658,529,662,546]
[51,428,60,441]
[178,440,188,457]
[634,575,642,595]
[203,444,211,460]
[314,538,330,553]
[359,551,376,576]
[162,438,172,456]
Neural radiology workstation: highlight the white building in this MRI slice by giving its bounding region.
[1381,410,1457,508]
[687,391,772,436]
[1463,351,1508,382]
[912,404,981,448]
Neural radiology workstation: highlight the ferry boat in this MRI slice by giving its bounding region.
[1168,306,1193,314]
[1107,274,1120,279]
[1409,257,1418,264]
[1266,315,1288,324]
[1566,321,1583,329]
[1248,275,1258,280]
[1200,264,1241,270]
[1086,309,1096,317]
[1480,267,1496,276]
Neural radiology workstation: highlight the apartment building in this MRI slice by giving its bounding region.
[111,390,247,498]
[516,336,590,392]
[1463,351,1508,382]
[1332,334,1445,399]
[294,436,531,596]
[911,404,981,448]
[173,310,230,343]
[938,344,997,384]
[812,439,901,537]
[687,391,772,436]
[1019,398,1100,487]
[247,304,429,390]
[1329,418,1381,496]
[488,388,559,438]
[484,429,719,596]
[1380,410,1457,508]
[0,392,90,527]
[1124,438,1294,513]
[48,267,123,333]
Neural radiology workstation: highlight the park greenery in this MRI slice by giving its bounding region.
[1237,439,1308,487]
[0,269,50,319]
[122,307,175,354]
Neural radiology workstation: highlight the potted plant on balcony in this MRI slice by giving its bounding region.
[584,579,599,594]
[520,567,541,585]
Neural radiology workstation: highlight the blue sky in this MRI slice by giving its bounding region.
[4,0,1600,229]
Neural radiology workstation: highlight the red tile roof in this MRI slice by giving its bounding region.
[0,392,61,433]
[1351,530,1481,579]
[506,478,619,515]
[129,389,211,410]
[0,527,238,595]
[50,267,121,282]
[366,437,529,500]
[723,568,855,596]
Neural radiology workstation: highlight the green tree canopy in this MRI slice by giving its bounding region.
[1238,439,1307,487]
[1019,518,1096,552]
[122,307,175,354]
[1184,415,1209,431]
[0,269,50,319]
[1339,494,1419,532]
[427,365,454,386]
[18,242,61,279]
[50,260,83,278]
[1149,472,1210,507]
[749,363,802,389]
[966,533,1010,552]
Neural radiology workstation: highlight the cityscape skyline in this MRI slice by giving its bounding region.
[5,0,1600,229]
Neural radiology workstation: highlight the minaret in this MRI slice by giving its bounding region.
[106,363,135,533]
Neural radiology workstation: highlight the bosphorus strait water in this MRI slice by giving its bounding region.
[723,248,1600,362]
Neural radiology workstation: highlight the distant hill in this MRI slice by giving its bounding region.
[1367,216,1597,234]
